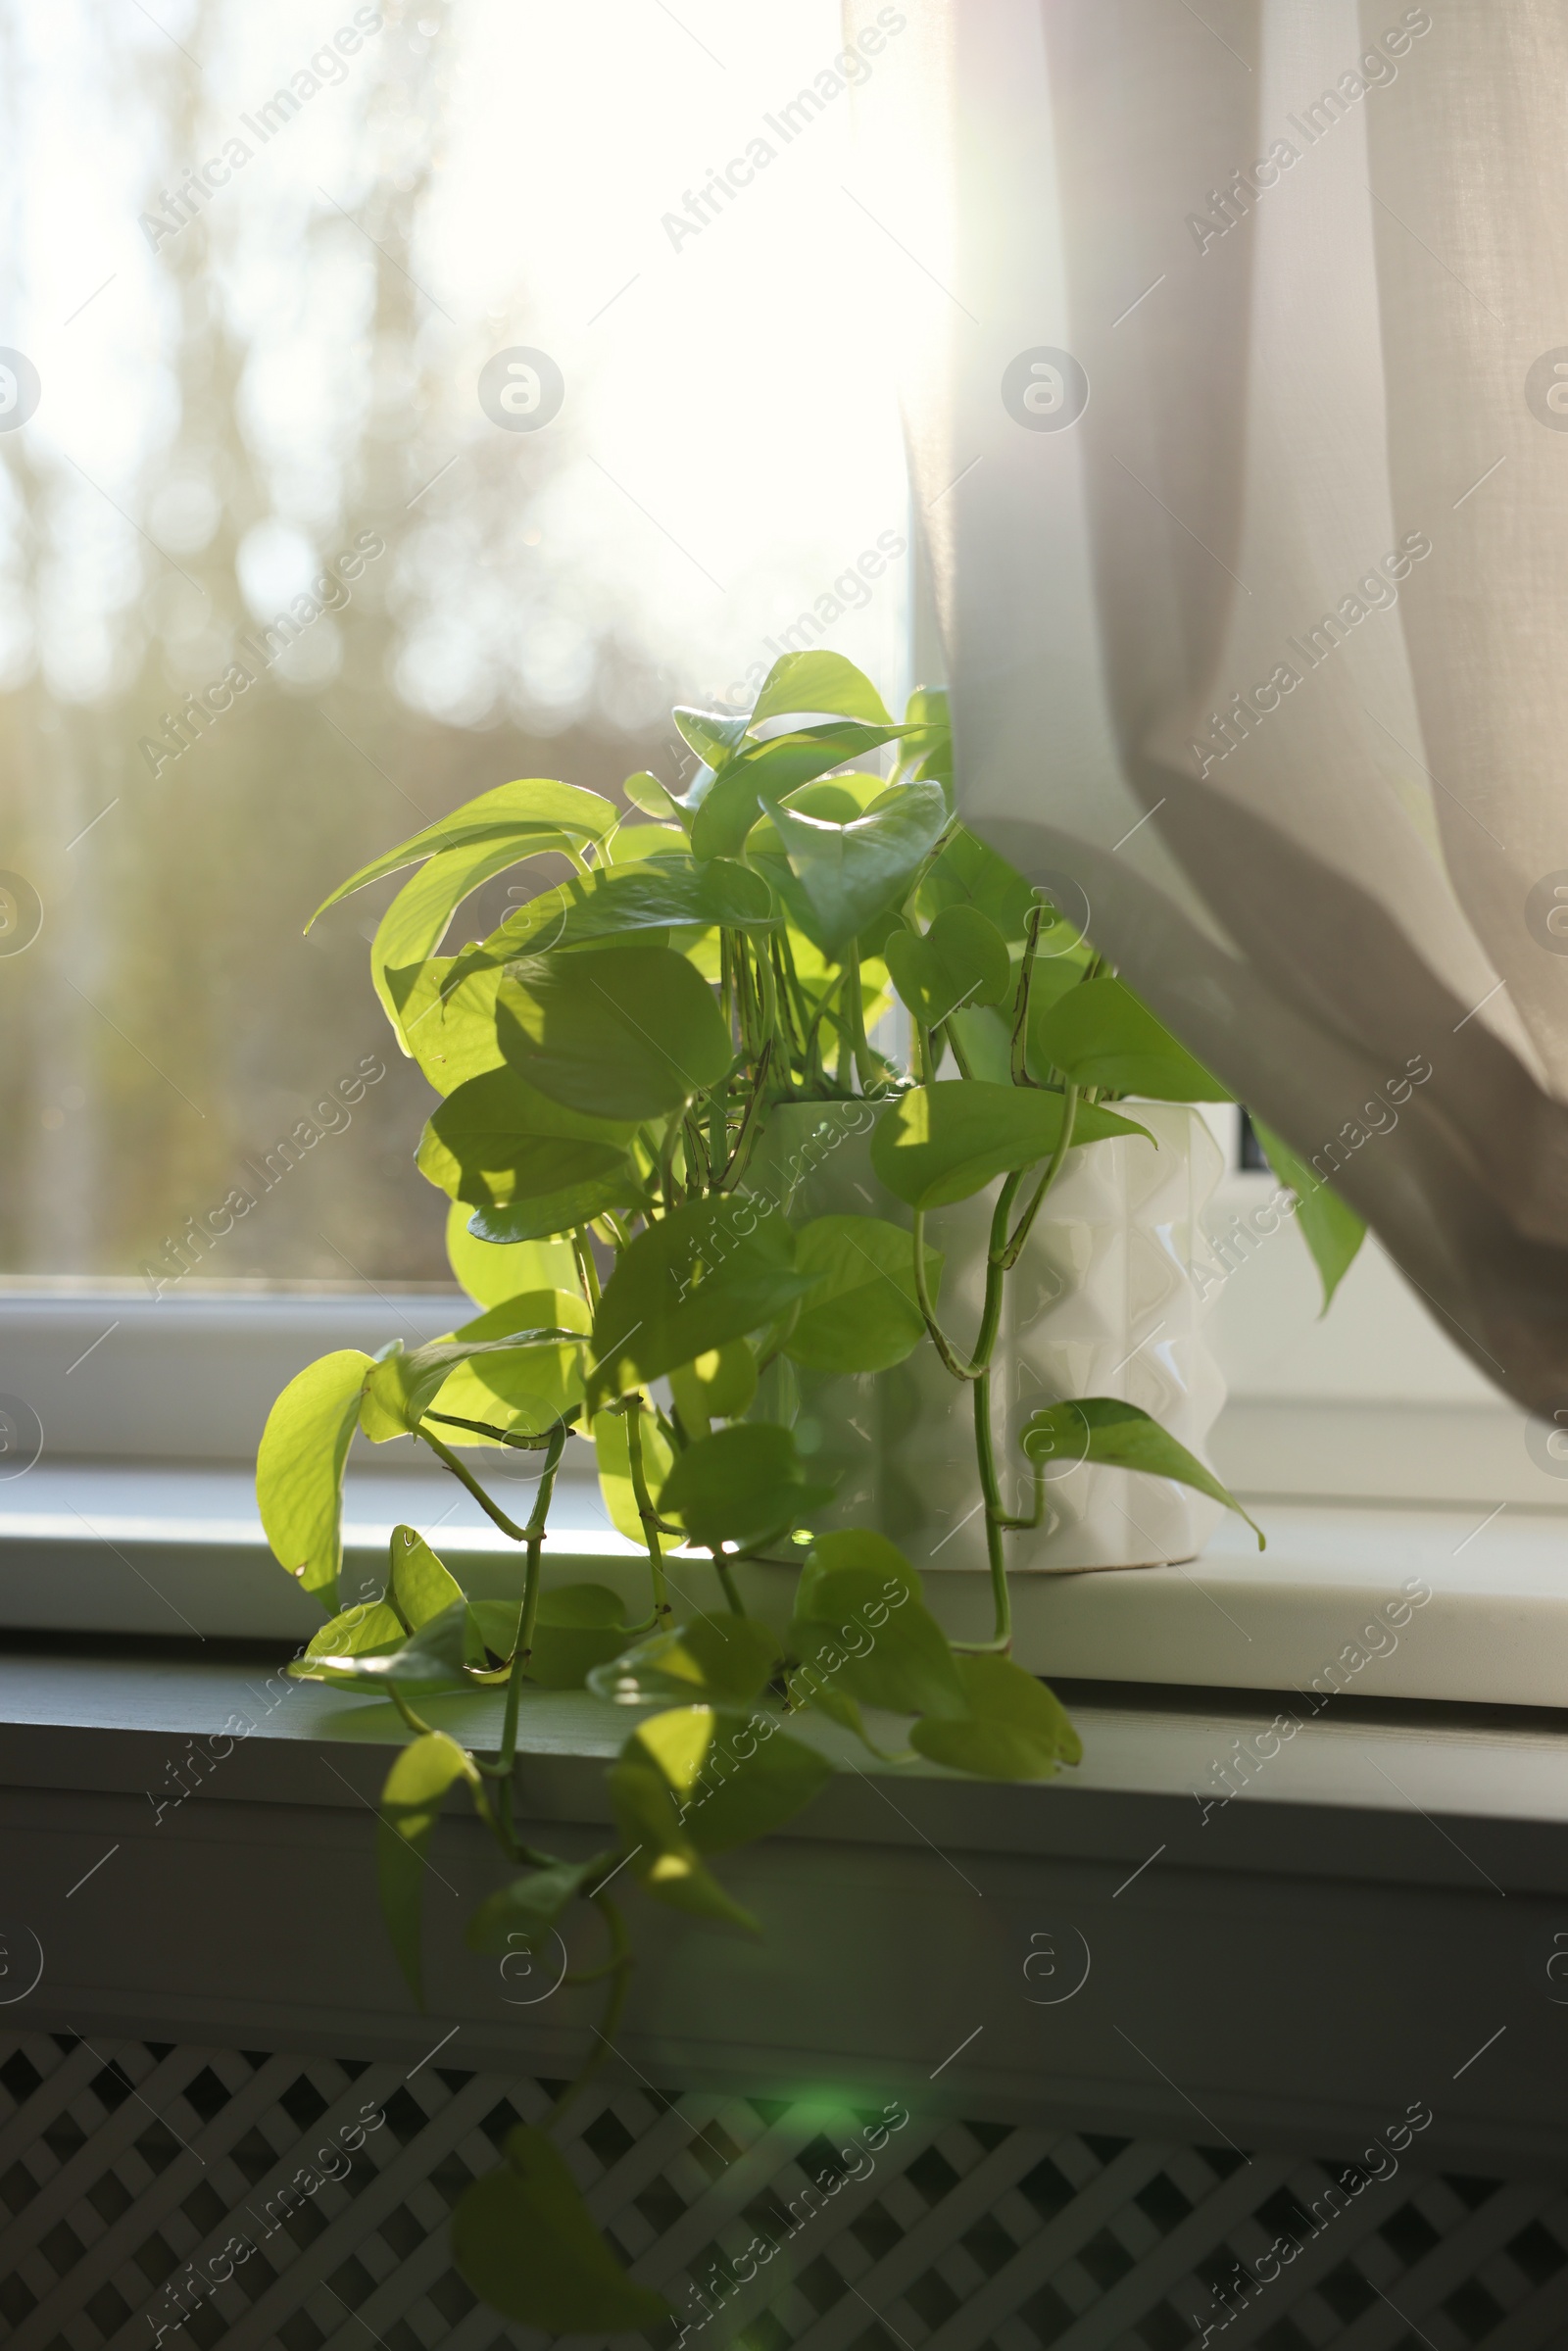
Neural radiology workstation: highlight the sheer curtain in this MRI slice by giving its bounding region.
[854,0,1568,1419]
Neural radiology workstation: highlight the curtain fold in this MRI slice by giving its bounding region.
[855,0,1568,1416]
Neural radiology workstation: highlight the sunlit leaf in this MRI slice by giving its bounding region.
[668,1338,757,1435]
[785,1215,941,1375]
[308,779,616,924]
[445,1201,580,1310]
[1250,1117,1367,1313]
[631,1703,832,1852]
[750,650,893,727]
[257,1349,371,1607]
[370,836,561,1045]
[498,944,733,1118]
[1020,1396,1265,1545]
[387,956,506,1097]
[590,1404,679,1550]
[608,1749,760,1931]
[377,1730,473,2005]
[793,1532,965,1719]
[758,780,948,956]
[426,1291,590,1441]
[588,1195,815,1408]
[452,2125,670,2333]
[498,856,778,954]
[870,1083,1152,1209]
[916,823,1038,943]
[389,1524,466,1629]
[361,1330,582,1441]
[690,726,911,860]
[417,1066,637,1239]
[290,1598,406,1678]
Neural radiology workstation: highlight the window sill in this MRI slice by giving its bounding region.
[2,1463,1565,1708]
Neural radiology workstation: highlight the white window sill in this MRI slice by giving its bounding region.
[2,1459,1564,1709]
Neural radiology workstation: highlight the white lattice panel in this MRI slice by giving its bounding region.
[2,2033,1566,2350]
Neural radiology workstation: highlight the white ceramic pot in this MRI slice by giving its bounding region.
[749,1099,1227,1574]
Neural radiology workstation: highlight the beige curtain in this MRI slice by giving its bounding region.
[853,0,1568,1419]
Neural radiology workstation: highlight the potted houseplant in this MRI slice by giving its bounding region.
[256,651,1359,2328]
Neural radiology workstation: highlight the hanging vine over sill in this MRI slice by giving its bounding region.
[256,652,1322,2335]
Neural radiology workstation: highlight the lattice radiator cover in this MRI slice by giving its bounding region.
[2,2031,1566,2350]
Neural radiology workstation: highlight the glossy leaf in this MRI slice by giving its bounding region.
[361,1330,582,1442]
[464,1852,616,1952]
[1030,976,1232,1101]
[1020,1397,1265,1545]
[673,705,753,769]
[377,1730,473,2004]
[1250,1117,1367,1313]
[426,1292,590,1442]
[793,1534,965,1719]
[607,1751,760,1931]
[622,768,684,823]
[785,1215,941,1375]
[589,1614,783,1707]
[870,1082,1153,1209]
[370,836,556,1043]
[311,1597,483,1689]
[658,1423,832,1551]
[588,1195,815,1408]
[446,1202,580,1311]
[690,725,911,860]
[497,945,733,1119]
[758,780,948,955]
[452,2125,670,2333]
[308,779,616,924]
[892,683,953,792]
[885,904,1011,1027]
[387,956,506,1097]
[257,1349,371,1606]
[527,1585,638,1689]
[290,1598,406,1677]
[389,1524,466,1629]
[632,1703,833,1853]
[417,1066,636,1237]
[497,856,777,954]
[668,1339,757,1435]
[909,1654,1083,1780]
[751,650,893,727]
[590,1404,678,1549]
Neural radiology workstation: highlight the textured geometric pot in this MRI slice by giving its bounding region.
[749,1099,1227,1573]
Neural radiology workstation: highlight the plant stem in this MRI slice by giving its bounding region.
[970,1367,1013,1652]
[911,1169,1022,1384]
[571,1228,601,1307]
[712,1551,747,1614]
[1010,900,1044,1085]
[1003,1085,1080,1268]
[417,1429,529,1543]
[623,1400,672,1625]
[939,1017,975,1080]
[517,1425,565,1668]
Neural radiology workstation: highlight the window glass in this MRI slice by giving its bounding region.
[0,0,909,1287]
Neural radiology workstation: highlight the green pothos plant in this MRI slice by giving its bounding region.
[257,651,1363,2330]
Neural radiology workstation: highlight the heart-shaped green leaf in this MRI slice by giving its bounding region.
[909,1654,1082,1780]
[452,2125,671,2332]
[793,1533,965,1719]
[885,905,1011,1027]
[1020,1397,1265,1545]
[631,1703,833,1852]
[588,1195,815,1408]
[417,1068,636,1236]
[446,1202,580,1309]
[916,822,1038,943]
[750,650,893,727]
[1030,976,1232,1100]
[590,1614,784,1707]
[291,1598,407,1677]
[310,778,616,924]
[389,1524,466,1629]
[464,1851,617,1952]
[668,1338,757,1434]
[498,944,733,1118]
[387,955,506,1097]
[658,1422,832,1550]
[1250,1117,1366,1313]
[424,1291,590,1440]
[785,1215,942,1375]
[870,1083,1153,1208]
[257,1349,371,1607]
[758,780,948,955]
[690,725,912,860]
[607,1751,760,1931]
[498,855,777,955]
